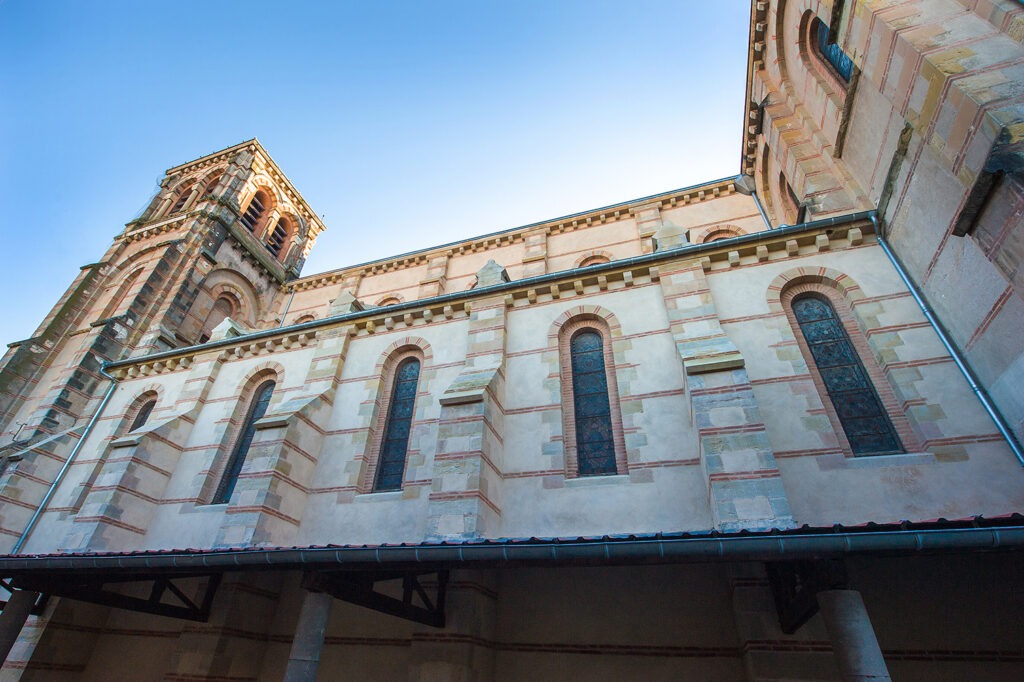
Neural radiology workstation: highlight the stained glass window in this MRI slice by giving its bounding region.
[570,330,617,475]
[374,358,421,491]
[213,380,276,503]
[793,295,902,455]
[814,18,853,82]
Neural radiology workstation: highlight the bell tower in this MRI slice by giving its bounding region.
[0,140,325,541]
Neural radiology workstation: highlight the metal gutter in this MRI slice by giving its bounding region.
[0,523,1021,574]
[11,367,119,554]
[870,213,1024,466]
[106,210,876,371]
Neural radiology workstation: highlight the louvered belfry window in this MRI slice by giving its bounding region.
[214,380,276,503]
[240,192,266,231]
[373,358,421,491]
[170,183,194,213]
[792,294,902,455]
[570,330,617,475]
[266,220,288,257]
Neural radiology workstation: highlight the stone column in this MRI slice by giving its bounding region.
[283,589,334,682]
[0,590,37,664]
[817,590,891,682]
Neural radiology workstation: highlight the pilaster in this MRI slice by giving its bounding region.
[214,326,351,547]
[418,254,450,299]
[521,229,548,277]
[59,352,218,553]
[630,202,663,254]
[407,570,497,681]
[660,259,794,532]
[426,294,506,540]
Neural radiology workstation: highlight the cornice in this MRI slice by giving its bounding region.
[741,1,768,177]
[163,139,328,244]
[106,211,876,377]
[120,214,190,243]
[288,176,741,292]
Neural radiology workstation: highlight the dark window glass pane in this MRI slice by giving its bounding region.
[570,331,616,475]
[129,400,156,432]
[214,380,275,503]
[815,19,853,82]
[374,358,421,491]
[793,295,902,455]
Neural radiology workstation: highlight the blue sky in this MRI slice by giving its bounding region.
[0,1,751,345]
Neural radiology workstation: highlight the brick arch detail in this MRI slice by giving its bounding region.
[203,269,261,326]
[237,361,286,394]
[376,294,405,307]
[766,266,864,313]
[574,250,614,268]
[373,336,434,373]
[548,305,623,342]
[772,270,923,456]
[692,224,746,244]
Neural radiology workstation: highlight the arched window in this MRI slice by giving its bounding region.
[811,18,853,83]
[265,218,289,258]
[201,171,222,198]
[579,255,611,267]
[568,329,617,475]
[240,191,268,232]
[170,182,195,214]
[198,296,235,344]
[779,172,803,224]
[377,296,401,307]
[373,357,421,491]
[213,380,276,503]
[127,399,156,433]
[791,294,902,456]
[702,228,742,244]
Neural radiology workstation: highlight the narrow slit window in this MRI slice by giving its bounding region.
[373,358,421,492]
[570,330,617,475]
[128,400,156,433]
[792,294,902,455]
[265,220,288,257]
[240,192,266,232]
[213,380,275,503]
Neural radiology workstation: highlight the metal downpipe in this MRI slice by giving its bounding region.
[11,365,120,554]
[870,213,1024,466]
[750,189,772,231]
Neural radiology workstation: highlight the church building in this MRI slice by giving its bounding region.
[0,1,1021,679]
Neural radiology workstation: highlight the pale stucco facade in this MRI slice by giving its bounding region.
[0,2,1022,680]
